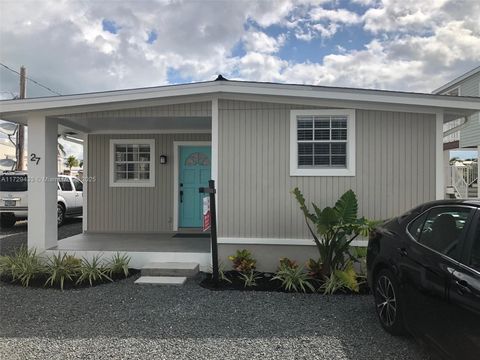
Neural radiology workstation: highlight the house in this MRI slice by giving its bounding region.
[1,76,479,271]
[433,66,480,198]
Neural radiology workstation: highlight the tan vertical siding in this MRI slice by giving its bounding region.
[217,100,436,239]
[87,133,211,232]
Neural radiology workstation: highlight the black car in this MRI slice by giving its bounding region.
[367,199,480,360]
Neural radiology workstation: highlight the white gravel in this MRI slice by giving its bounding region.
[0,276,430,360]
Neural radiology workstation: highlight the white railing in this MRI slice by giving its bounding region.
[443,118,462,144]
[445,164,478,198]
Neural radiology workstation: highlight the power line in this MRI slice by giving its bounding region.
[0,62,62,96]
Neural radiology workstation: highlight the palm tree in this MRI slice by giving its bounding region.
[65,155,79,172]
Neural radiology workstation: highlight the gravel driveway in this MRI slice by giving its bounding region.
[0,276,430,360]
[0,217,82,256]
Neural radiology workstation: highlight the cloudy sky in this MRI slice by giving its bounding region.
[0,0,479,159]
[1,0,479,99]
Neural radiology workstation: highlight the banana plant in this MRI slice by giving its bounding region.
[292,188,377,276]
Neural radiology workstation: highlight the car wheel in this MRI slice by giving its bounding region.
[374,269,406,335]
[0,214,16,228]
[57,204,65,226]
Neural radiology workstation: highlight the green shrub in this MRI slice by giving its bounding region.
[228,249,256,272]
[76,255,112,286]
[105,253,130,278]
[305,258,323,279]
[273,260,315,293]
[218,262,232,283]
[278,257,298,270]
[320,262,359,295]
[45,253,81,290]
[292,188,377,277]
[239,270,261,287]
[2,247,45,287]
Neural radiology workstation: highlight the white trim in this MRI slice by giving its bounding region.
[109,139,155,187]
[443,86,461,96]
[172,140,212,231]
[2,80,480,118]
[211,97,219,184]
[218,237,368,247]
[436,112,445,199]
[290,109,356,176]
[91,129,211,135]
[82,134,88,232]
[478,145,480,198]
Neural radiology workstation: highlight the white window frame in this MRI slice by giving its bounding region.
[290,109,356,176]
[109,139,155,187]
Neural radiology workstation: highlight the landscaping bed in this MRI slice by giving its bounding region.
[0,247,135,290]
[0,269,139,290]
[200,270,370,294]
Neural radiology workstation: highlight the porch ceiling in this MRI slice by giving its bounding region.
[57,115,211,134]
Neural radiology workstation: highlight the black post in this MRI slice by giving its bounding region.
[199,180,219,286]
[208,180,219,285]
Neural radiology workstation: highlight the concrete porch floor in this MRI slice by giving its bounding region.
[50,232,211,253]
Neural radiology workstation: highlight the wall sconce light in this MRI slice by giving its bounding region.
[160,155,168,164]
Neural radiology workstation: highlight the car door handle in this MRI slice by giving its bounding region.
[397,248,408,257]
[455,279,472,295]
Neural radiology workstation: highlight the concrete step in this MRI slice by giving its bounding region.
[141,262,199,277]
[134,276,187,285]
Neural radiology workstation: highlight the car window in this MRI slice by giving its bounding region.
[72,178,83,192]
[468,219,480,271]
[416,207,472,260]
[408,212,428,241]
[58,177,73,191]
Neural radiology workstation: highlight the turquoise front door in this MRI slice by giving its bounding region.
[179,146,211,228]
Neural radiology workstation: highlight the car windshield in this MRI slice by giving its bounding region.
[0,174,28,192]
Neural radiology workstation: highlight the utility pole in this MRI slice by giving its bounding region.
[16,66,26,171]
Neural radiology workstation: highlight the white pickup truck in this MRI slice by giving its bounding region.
[0,172,83,228]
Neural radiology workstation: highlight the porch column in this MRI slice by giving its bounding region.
[82,133,88,232]
[435,112,445,200]
[27,114,58,250]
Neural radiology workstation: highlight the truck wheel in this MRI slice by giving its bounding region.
[57,204,65,226]
[0,214,16,229]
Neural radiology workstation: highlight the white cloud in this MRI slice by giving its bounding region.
[0,0,478,98]
[243,31,286,54]
[310,8,362,24]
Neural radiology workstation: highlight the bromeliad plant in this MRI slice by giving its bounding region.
[76,255,112,286]
[0,247,45,287]
[105,252,131,279]
[45,253,81,290]
[292,188,376,278]
[273,258,315,293]
[228,249,257,272]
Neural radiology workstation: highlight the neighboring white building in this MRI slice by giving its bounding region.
[433,66,480,198]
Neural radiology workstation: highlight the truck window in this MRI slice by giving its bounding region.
[58,177,73,191]
[72,178,83,192]
[0,174,28,192]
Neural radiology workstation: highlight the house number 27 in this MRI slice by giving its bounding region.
[30,153,41,165]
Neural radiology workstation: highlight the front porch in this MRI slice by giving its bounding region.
[7,95,218,262]
[47,232,212,270]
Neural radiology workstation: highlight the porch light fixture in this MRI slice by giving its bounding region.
[160,155,167,164]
